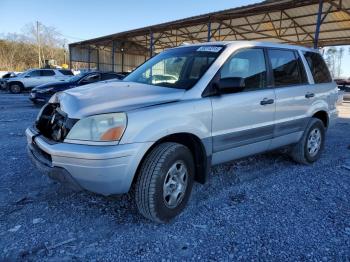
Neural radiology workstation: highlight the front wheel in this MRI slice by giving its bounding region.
[135,142,195,223]
[290,118,325,164]
[9,83,22,94]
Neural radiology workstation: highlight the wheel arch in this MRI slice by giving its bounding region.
[312,110,329,128]
[132,132,211,186]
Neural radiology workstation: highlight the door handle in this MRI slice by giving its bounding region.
[305,92,315,98]
[260,98,274,105]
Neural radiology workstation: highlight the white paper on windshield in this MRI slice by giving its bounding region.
[196,46,222,52]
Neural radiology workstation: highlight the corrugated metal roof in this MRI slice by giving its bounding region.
[70,0,350,68]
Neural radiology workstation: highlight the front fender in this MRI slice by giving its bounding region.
[120,98,212,145]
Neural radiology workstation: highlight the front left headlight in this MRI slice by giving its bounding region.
[66,112,127,142]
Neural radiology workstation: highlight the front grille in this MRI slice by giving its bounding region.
[36,103,78,142]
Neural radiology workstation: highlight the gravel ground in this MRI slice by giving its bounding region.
[0,92,350,261]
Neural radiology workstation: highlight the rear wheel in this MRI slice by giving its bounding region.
[135,142,195,223]
[9,83,22,94]
[290,118,325,164]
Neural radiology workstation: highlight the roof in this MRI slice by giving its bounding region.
[172,40,316,51]
[70,0,350,51]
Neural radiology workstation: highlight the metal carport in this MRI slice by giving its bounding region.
[69,0,350,72]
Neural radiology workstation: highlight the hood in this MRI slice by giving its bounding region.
[57,81,185,119]
[33,81,73,91]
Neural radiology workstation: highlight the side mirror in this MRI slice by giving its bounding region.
[24,75,31,78]
[217,77,245,94]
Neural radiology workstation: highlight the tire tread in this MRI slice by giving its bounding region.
[135,142,185,223]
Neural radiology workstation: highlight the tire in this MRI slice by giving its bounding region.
[9,83,23,94]
[135,142,195,223]
[290,118,325,164]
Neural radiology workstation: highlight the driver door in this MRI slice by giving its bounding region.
[210,48,276,165]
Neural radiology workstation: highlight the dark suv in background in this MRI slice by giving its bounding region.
[30,71,125,104]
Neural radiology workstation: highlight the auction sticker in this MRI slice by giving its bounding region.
[197,46,222,52]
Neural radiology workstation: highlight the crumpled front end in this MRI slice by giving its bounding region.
[35,102,78,142]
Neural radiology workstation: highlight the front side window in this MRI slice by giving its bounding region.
[41,70,55,76]
[303,51,332,83]
[124,46,224,89]
[220,48,267,90]
[268,49,304,87]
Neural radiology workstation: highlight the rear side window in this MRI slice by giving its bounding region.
[268,49,306,87]
[303,52,332,83]
[28,70,41,77]
[41,70,55,76]
[59,70,74,76]
[101,73,118,80]
[220,48,267,90]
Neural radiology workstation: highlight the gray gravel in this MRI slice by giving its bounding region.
[1,92,350,261]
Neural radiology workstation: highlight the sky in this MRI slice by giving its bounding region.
[0,0,262,43]
[1,0,350,77]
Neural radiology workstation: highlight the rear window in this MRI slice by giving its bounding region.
[41,70,55,76]
[303,52,332,83]
[268,49,307,87]
[59,70,74,76]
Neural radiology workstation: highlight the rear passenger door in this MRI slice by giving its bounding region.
[211,48,276,165]
[267,49,312,149]
[38,70,56,86]
[302,51,336,112]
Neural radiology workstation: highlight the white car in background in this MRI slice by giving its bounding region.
[6,69,74,94]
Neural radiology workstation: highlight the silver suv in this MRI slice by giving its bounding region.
[6,69,73,94]
[26,42,338,223]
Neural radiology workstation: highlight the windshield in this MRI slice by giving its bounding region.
[124,45,224,89]
[17,70,31,77]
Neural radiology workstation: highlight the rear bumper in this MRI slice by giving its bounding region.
[26,127,153,195]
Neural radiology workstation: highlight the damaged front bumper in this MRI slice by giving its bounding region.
[26,127,152,195]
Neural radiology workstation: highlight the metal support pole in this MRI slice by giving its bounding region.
[207,21,211,42]
[88,46,91,70]
[69,45,72,69]
[314,0,324,49]
[96,48,100,71]
[112,41,115,72]
[121,43,125,72]
[150,30,154,57]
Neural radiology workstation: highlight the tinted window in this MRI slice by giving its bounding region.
[268,49,305,87]
[303,51,332,83]
[28,70,41,77]
[101,73,119,80]
[221,48,267,90]
[82,73,100,83]
[59,70,74,76]
[41,70,55,76]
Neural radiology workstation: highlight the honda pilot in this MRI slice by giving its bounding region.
[26,41,338,223]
